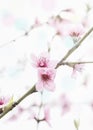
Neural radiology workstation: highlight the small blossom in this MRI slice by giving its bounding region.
[32,17,41,29]
[48,15,71,36]
[69,24,84,37]
[72,63,84,78]
[44,105,51,126]
[0,97,9,107]
[60,94,71,115]
[57,23,84,38]
[36,68,56,91]
[31,52,57,68]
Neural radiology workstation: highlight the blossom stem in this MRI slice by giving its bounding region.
[47,33,57,52]
[56,27,93,69]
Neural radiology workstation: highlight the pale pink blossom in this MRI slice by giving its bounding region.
[32,17,41,28]
[56,21,72,36]
[60,94,71,115]
[72,63,84,78]
[48,16,72,36]
[31,52,57,68]
[36,68,56,91]
[69,24,85,37]
[56,23,84,38]
[44,105,51,126]
[0,97,9,107]
[48,16,85,38]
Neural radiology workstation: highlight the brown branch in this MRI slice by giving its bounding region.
[61,61,93,67]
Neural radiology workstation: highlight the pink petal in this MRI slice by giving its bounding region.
[44,81,55,91]
[49,60,57,68]
[31,54,38,67]
[36,81,44,91]
[39,52,50,59]
[31,52,50,68]
[44,105,51,126]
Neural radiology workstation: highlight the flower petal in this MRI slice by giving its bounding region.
[44,81,55,91]
[31,54,38,67]
[36,81,44,91]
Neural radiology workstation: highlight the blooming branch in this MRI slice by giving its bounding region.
[0,26,93,120]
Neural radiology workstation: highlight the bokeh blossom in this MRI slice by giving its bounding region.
[72,63,84,78]
[44,105,51,126]
[36,68,56,91]
[60,94,71,115]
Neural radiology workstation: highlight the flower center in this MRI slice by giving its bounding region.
[0,100,4,105]
[42,74,50,81]
[39,62,46,67]
[39,58,48,67]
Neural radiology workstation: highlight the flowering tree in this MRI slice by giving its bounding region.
[0,0,93,130]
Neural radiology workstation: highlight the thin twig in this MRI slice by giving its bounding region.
[61,61,93,66]
[0,23,44,49]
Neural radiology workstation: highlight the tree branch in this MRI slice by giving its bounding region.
[61,61,93,67]
[56,27,93,68]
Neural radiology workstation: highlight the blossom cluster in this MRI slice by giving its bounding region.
[31,52,57,92]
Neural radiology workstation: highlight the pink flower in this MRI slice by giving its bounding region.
[32,17,41,29]
[69,24,84,37]
[72,63,84,78]
[60,94,71,115]
[44,105,51,126]
[36,68,56,91]
[0,97,9,107]
[31,52,57,68]
[56,22,84,38]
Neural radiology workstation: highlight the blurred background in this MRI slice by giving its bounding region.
[0,0,93,130]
